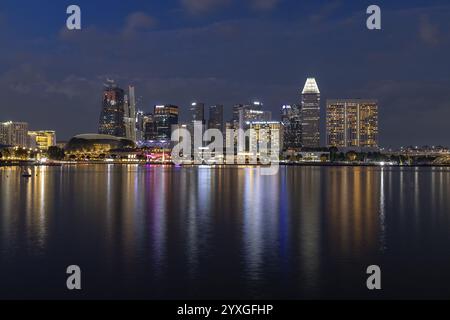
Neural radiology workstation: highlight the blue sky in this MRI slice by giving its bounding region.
[0,0,449,146]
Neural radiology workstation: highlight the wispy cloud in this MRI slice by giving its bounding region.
[310,1,341,23]
[181,0,231,14]
[248,0,281,11]
[122,12,156,36]
[419,15,440,46]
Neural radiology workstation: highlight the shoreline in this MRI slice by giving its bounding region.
[1,160,449,168]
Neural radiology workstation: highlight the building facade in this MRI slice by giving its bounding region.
[153,105,179,141]
[143,113,155,141]
[98,81,126,137]
[190,102,205,125]
[28,131,56,151]
[208,105,224,133]
[247,121,284,156]
[0,121,29,147]
[326,99,379,148]
[135,110,145,142]
[301,78,321,148]
[232,102,271,131]
[280,104,302,151]
[124,85,137,141]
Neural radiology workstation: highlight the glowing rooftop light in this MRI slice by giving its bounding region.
[302,78,320,94]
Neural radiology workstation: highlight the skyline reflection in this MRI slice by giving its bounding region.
[0,165,450,299]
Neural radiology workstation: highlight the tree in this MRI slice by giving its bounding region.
[329,146,338,162]
[2,149,12,159]
[346,151,358,162]
[14,148,29,160]
[47,146,65,160]
[320,154,329,162]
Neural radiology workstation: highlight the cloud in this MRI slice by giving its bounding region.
[181,0,231,14]
[419,15,440,46]
[3,3,450,146]
[310,1,342,23]
[249,0,281,11]
[122,12,156,36]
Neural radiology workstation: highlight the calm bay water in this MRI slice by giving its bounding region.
[0,165,450,299]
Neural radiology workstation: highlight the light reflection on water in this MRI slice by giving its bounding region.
[0,165,450,299]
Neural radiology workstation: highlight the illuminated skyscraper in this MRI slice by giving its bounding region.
[98,80,126,137]
[0,121,29,147]
[301,78,321,148]
[232,102,271,131]
[247,121,284,156]
[153,105,179,141]
[280,104,301,151]
[326,99,379,148]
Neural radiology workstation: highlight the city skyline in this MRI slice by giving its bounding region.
[0,1,449,147]
[2,77,447,151]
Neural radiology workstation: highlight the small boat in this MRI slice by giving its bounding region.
[21,168,32,178]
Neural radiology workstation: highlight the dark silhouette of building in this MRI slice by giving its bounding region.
[190,102,205,125]
[281,104,302,151]
[208,105,224,132]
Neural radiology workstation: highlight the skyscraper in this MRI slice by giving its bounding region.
[232,102,271,131]
[143,113,155,141]
[153,105,179,141]
[98,80,126,137]
[135,110,145,142]
[247,121,284,157]
[208,105,224,132]
[190,102,205,124]
[0,121,29,147]
[124,85,137,141]
[301,78,321,148]
[326,99,379,148]
[280,104,302,151]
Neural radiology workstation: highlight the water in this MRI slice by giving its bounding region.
[0,165,450,299]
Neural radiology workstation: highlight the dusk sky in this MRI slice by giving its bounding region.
[0,0,449,147]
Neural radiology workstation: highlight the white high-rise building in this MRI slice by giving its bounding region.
[0,121,29,147]
[301,78,321,148]
[124,85,137,141]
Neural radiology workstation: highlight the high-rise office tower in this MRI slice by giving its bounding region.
[280,104,302,151]
[135,110,145,142]
[301,78,321,148]
[190,102,205,124]
[326,99,379,148]
[208,105,224,132]
[153,105,179,141]
[232,102,271,131]
[124,85,137,141]
[98,80,126,137]
[0,121,29,147]
[143,113,155,141]
[247,121,284,156]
